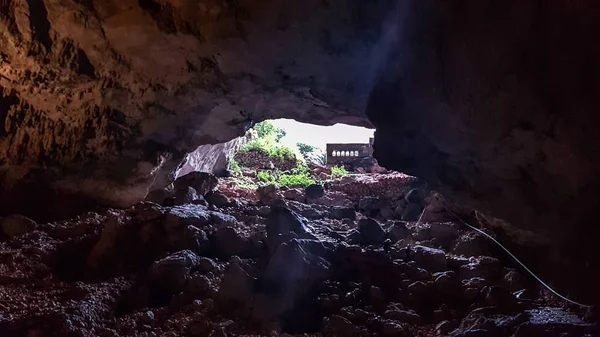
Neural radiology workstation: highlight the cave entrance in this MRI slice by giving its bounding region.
[177,118,378,182]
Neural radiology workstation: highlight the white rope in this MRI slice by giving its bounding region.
[443,205,592,308]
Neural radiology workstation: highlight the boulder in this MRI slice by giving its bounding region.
[173,172,218,196]
[257,184,279,204]
[255,239,334,322]
[305,184,326,201]
[1,214,37,238]
[219,262,255,304]
[164,205,211,233]
[331,207,357,220]
[358,218,386,245]
[284,189,305,202]
[169,225,210,254]
[412,245,448,272]
[386,222,411,242]
[174,187,199,205]
[214,226,252,257]
[266,206,315,239]
[87,215,123,268]
[205,191,231,208]
[452,232,492,257]
[401,203,424,221]
[150,250,200,294]
[323,315,359,337]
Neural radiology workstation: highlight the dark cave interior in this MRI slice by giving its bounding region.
[0,0,599,336]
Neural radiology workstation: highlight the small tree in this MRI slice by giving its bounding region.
[296,142,317,155]
[253,121,286,142]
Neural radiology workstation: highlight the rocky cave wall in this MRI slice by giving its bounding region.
[1,0,600,300]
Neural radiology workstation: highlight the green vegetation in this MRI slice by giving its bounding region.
[256,170,277,184]
[228,157,242,175]
[331,165,348,178]
[253,120,286,142]
[296,142,317,155]
[239,121,297,161]
[240,139,296,160]
[255,165,315,188]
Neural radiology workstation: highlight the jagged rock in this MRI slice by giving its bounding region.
[381,320,406,337]
[384,309,422,325]
[460,257,503,282]
[323,315,359,337]
[412,245,448,272]
[386,222,411,242]
[266,206,315,239]
[358,218,386,245]
[312,191,354,208]
[436,321,455,336]
[219,262,254,304]
[173,172,218,197]
[401,203,424,222]
[1,214,37,238]
[197,257,218,274]
[178,137,248,177]
[512,307,597,337]
[255,239,334,323]
[150,250,201,294]
[257,184,279,204]
[358,196,385,214]
[331,206,357,220]
[205,191,231,208]
[209,211,239,227]
[87,215,124,268]
[214,226,252,257]
[168,224,210,254]
[483,286,519,312]
[305,184,326,201]
[145,189,173,205]
[503,270,524,293]
[164,205,211,233]
[257,206,271,217]
[174,187,199,205]
[429,223,460,247]
[453,232,492,257]
[283,189,305,202]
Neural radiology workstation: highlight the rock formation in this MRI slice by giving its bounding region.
[1,0,600,312]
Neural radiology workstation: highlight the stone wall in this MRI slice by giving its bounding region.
[326,143,373,164]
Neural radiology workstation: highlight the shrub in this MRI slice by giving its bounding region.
[256,170,277,184]
[278,171,315,187]
[331,165,348,178]
[240,139,296,161]
[228,157,242,174]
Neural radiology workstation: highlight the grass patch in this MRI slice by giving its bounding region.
[331,165,348,178]
[255,165,316,188]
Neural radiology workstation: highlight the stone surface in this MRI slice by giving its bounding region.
[358,218,386,245]
[1,214,37,238]
[173,172,218,197]
[1,0,600,307]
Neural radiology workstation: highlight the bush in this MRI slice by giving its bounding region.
[255,165,315,188]
[331,165,348,178]
[228,157,242,174]
[278,172,315,187]
[256,170,277,184]
[240,139,296,161]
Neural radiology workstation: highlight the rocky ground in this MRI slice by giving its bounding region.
[0,169,597,337]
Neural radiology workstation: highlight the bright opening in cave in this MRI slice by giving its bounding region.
[269,119,375,154]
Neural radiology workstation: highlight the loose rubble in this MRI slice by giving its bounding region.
[0,171,596,337]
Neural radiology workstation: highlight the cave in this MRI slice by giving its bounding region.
[0,0,599,336]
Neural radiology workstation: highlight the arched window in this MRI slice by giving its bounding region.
[332,151,337,157]
[354,151,359,157]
